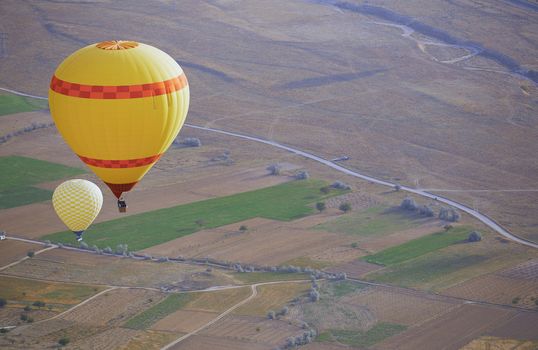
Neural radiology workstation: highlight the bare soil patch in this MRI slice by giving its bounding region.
[168,334,272,350]
[486,312,538,341]
[151,309,219,333]
[2,248,234,288]
[60,288,164,326]
[344,286,459,326]
[443,274,538,309]
[376,304,517,350]
[0,239,42,267]
[200,315,303,346]
[118,330,182,350]
[142,217,351,266]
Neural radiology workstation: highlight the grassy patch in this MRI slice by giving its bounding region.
[363,226,472,266]
[0,156,85,209]
[0,275,102,309]
[367,252,488,288]
[0,93,48,116]
[329,280,368,298]
[124,293,192,330]
[318,323,407,347]
[316,206,424,237]
[233,272,310,284]
[44,179,345,250]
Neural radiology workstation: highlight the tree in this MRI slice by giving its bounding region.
[267,310,275,319]
[320,186,331,194]
[20,314,28,321]
[394,184,401,191]
[79,241,89,250]
[439,207,460,222]
[181,137,201,147]
[103,246,113,254]
[267,163,282,175]
[400,197,417,211]
[58,337,70,346]
[295,171,309,180]
[0,298,6,308]
[239,225,248,232]
[339,202,352,213]
[309,289,320,302]
[331,181,351,190]
[316,202,326,212]
[27,251,35,258]
[468,231,482,242]
[418,205,434,217]
[24,305,31,312]
[33,301,45,308]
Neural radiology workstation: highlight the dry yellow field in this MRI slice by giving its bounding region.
[234,282,310,317]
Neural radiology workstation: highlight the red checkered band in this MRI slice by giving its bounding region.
[78,154,162,168]
[50,74,188,99]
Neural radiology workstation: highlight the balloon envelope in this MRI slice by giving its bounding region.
[52,179,103,233]
[49,40,190,198]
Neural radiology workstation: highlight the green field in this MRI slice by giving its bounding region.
[316,206,424,237]
[366,251,489,289]
[0,275,103,309]
[363,226,472,266]
[0,156,86,209]
[44,180,345,250]
[124,293,192,329]
[0,93,48,116]
[317,323,407,347]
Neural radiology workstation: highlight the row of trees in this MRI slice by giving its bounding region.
[400,197,460,222]
[0,122,55,144]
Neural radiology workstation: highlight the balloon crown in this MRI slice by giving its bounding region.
[96,40,139,50]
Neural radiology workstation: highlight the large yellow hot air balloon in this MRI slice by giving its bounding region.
[49,40,189,210]
[52,179,103,241]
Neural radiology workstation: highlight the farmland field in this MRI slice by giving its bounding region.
[2,248,235,288]
[118,330,182,350]
[0,155,85,209]
[315,206,425,237]
[363,226,472,266]
[43,180,346,250]
[461,337,538,350]
[234,282,310,316]
[0,92,48,116]
[124,293,193,330]
[317,322,407,348]
[0,239,43,267]
[0,275,103,310]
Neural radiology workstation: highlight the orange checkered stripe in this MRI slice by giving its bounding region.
[78,154,162,168]
[50,74,187,99]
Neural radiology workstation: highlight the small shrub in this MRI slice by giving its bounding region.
[0,298,6,308]
[24,305,31,312]
[394,184,401,191]
[20,314,28,321]
[195,219,206,227]
[468,231,482,242]
[320,186,331,194]
[58,337,70,346]
[295,171,309,180]
[316,202,326,212]
[267,163,282,176]
[339,202,352,213]
[27,251,35,258]
[444,224,453,231]
[512,297,521,304]
[400,197,417,211]
[33,301,45,308]
[79,241,89,250]
[239,225,248,232]
[331,181,351,190]
[256,326,261,332]
[418,205,434,217]
[267,310,275,319]
[0,328,8,333]
[181,137,201,147]
[103,247,113,254]
[439,207,460,222]
[309,289,320,302]
[351,242,358,248]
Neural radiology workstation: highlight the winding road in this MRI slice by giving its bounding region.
[1,86,536,249]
